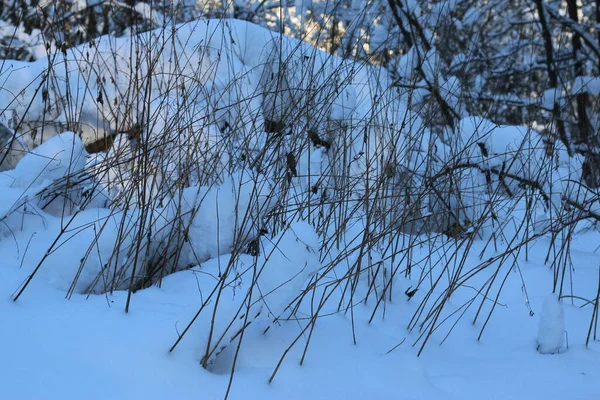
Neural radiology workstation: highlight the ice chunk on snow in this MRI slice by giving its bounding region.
[537,294,565,354]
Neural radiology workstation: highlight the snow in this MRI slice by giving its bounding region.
[0,132,87,219]
[538,294,565,354]
[255,221,320,320]
[542,88,562,109]
[10,131,87,187]
[0,17,598,400]
[0,20,48,59]
[1,236,599,399]
[179,171,277,267]
[572,76,600,96]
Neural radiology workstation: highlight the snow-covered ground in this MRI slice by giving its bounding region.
[2,231,599,399]
[1,18,599,400]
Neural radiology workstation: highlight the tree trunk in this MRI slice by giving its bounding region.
[534,0,570,154]
[566,0,597,186]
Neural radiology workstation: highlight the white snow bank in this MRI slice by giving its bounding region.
[0,18,427,205]
[178,171,277,267]
[0,132,87,218]
[0,166,277,294]
[190,222,321,368]
[11,131,87,187]
[454,116,549,174]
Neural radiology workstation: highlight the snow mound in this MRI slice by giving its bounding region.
[12,131,87,186]
[256,221,321,320]
[0,132,87,218]
[179,171,277,267]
